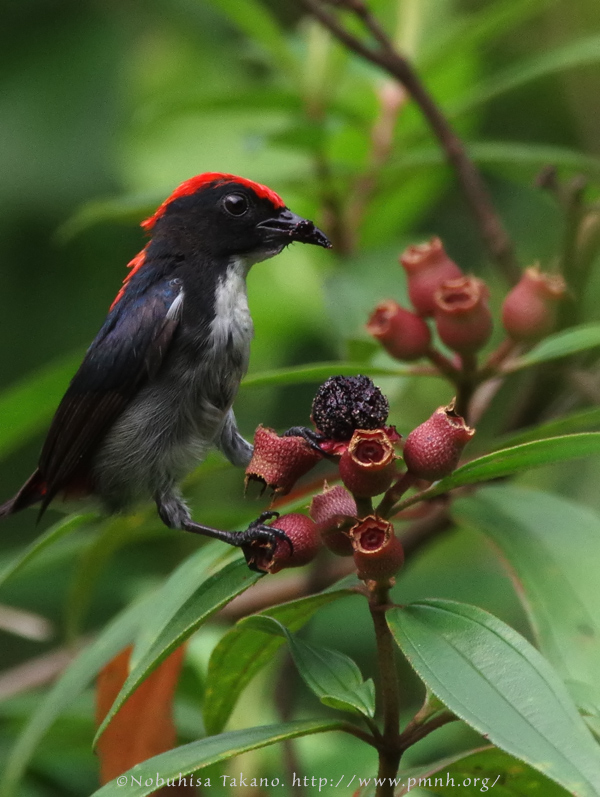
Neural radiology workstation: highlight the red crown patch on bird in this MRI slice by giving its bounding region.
[141,172,286,231]
[109,173,287,310]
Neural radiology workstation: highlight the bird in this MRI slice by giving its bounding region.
[0,172,331,562]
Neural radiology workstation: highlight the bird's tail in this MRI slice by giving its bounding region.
[0,470,46,519]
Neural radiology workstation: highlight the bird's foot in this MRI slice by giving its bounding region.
[239,511,294,572]
[283,426,327,455]
[180,511,293,572]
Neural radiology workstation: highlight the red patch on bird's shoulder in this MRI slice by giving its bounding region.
[141,172,285,231]
[110,244,150,310]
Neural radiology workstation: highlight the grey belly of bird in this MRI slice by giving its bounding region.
[92,339,249,514]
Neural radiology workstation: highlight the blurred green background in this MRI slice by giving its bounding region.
[1,0,600,793]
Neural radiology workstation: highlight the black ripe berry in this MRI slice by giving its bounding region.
[311,375,389,440]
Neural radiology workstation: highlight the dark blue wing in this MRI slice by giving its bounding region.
[38,278,183,506]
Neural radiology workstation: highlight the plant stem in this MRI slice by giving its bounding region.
[400,499,452,558]
[399,707,456,751]
[369,582,402,796]
[300,0,520,284]
[337,721,381,747]
[377,471,417,518]
[455,352,478,420]
[345,80,407,249]
[386,484,436,518]
[479,338,520,380]
[275,652,306,797]
[355,495,374,518]
[426,347,460,382]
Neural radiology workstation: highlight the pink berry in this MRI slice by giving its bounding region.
[403,403,475,481]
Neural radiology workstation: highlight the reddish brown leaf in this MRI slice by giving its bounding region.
[96,644,196,794]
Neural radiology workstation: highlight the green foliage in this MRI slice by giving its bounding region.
[397,434,600,511]
[203,577,359,735]
[506,324,600,371]
[0,596,153,797]
[0,513,96,591]
[495,407,600,448]
[0,352,84,462]
[453,487,600,712]
[403,747,571,796]
[388,600,600,796]
[453,34,600,115]
[2,0,600,794]
[244,615,376,718]
[241,361,414,389]
[90,720,347,797]
[93,558,261,749]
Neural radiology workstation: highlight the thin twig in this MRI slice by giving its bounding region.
[455,352,478,420]
[345,81,408,248]
[400,500,453,559]
[337,721,381,747]
[426,347,460,382]
[399,709,456,751]
[300,0,520,283]
[479,338,520,379]
[378,471,417,518]
[355,495,374,518]
[468,376,504,427]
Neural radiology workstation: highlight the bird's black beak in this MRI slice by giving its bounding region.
[257,209,332,249]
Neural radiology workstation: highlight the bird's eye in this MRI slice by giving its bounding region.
[222,193,249,216]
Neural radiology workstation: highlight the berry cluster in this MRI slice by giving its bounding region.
[367,237,566,363]
[242,237,569,582]
[367,238,566,361]
[244,376,473,582]
[365,234,571,471]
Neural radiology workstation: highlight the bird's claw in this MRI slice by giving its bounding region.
[283,425,327,455]
[240,512,294,572]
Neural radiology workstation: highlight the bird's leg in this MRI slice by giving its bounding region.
[155,492,292,572]
[217,409,254,467]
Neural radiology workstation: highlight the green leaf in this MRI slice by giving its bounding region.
[64,512,161,642]
[453,486,600,710]
[55,194,157,243]
[0,352,83,461]
[345,339,381,364]
[0,513,97,591]
[93,558,261,748]
[64,511,227,642]
[453,34,600,115]
[422,0,556,70]
[90,720,346,797]
[203,577,360,734]
[244,616,375,718]
[403,746,570,796]
[444,434,600,485]
[0,595,151,797]
[387,142,600,182]
[130,542,232,670]
[147,88,305,121]
[241,362,414,389]
[494,407,600,449]
[466,142,600,177]
[506,324,600,372]
[400,434,600,510]
[388,600,600,797]
[207,0,297,76]
[586,716,600,743]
